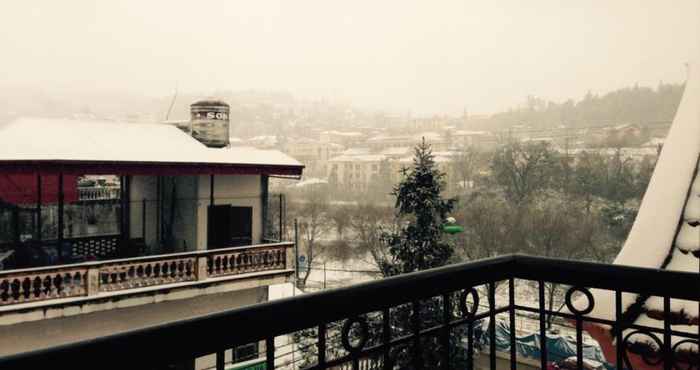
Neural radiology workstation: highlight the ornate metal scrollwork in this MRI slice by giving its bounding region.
[564,286,595,316]
[622,330,665,368]
[341,316,370,355]
[459,287,480,319]
[671,339,699,370]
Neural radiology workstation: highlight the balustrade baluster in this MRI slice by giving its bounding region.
[0,243,292,306]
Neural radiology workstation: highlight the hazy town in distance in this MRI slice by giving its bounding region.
[1,2,700,370]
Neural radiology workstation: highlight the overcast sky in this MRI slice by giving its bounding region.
[1,1,698,115]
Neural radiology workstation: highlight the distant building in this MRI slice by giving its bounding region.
[0,100,304,370]
[283,138,344,177]
[326,147,461,193]
[319,130,365,147]
[449,130,498,150]
[406,117,452,131]
[378,147,412,159]
[244,135,279,149]
[366,132,449,152]
[327,154,386,191]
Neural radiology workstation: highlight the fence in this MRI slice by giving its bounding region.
[1,254,698,370]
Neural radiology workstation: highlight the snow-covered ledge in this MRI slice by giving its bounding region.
[580,59,700,369]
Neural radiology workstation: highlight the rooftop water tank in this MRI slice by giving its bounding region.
[190,99,230,148]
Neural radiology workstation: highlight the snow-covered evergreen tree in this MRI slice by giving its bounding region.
[380,138,457,276]
[377,139,464,368]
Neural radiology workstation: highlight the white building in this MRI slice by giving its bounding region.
[0,112,304,370]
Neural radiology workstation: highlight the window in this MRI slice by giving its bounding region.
[207,205,253,248]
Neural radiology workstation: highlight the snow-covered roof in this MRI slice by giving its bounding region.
[287,178,328,188]
[379,147,411,156]
[522,137,554,143]
[366,134,400,142]
[161,119,189,125]
[246,135,279,146]
[642,137,665,147]
[433,150,459,157]
[0,118,303,175]
[341,147,371,156]
[414,131,443,140]
[452,130,490,136]
[320,130,363,137]
[329,154,385,163]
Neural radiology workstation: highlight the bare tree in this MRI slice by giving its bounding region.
[524,196,611,327]
[452,146,483,192]
[349,202,395,270]
[294,187,332,287]
[453,192,509,260]
[328,205,350,241]
[490,140,556,206]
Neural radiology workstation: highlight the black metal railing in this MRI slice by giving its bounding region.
[0,254,698,370]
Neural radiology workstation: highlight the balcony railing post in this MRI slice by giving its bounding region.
[196,255,208,281]
[411,300,422,370]
[538,281,547,370]
[441,293,451,370]
[86,266,100,296]
[488,282,496,370]
[382,308,391,370]
[265,337,275,369]
[508,278,516,370]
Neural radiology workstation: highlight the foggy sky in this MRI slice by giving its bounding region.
[1,1,698,115]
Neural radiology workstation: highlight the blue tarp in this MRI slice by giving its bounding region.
[475,319,614,369]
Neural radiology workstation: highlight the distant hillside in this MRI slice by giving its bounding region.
[469,82,685,130]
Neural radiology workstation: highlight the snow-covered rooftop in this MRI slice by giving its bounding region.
[320,130,363,137]
[379,147,411,156]
[453,130,490,136]
[0,118,303,174]
[287,177,328,188]
[328,154,386,162]
[367,132,445,143]
[642,137,665,148]
[341,147,371,156]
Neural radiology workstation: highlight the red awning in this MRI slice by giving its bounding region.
[0,174,79,205]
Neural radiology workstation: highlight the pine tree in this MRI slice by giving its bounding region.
[295,140,463,369]
[380,138,457,276]
[378,139,463,369]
